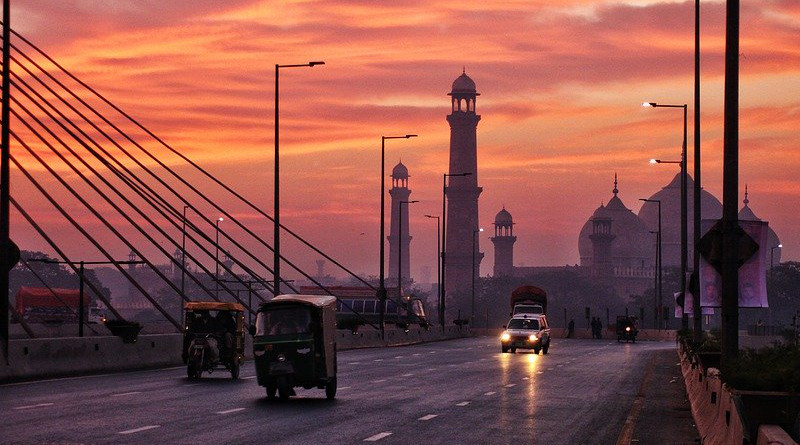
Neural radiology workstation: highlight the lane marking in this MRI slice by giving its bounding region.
[338,386,351,390]
[118,425,160,435]
[548,367,554,371]
[216,408,246,415]
[111,391,141,397]
[537,371,544,374]
[455,401,470,406]
[522,377,529,380]
[401,373,413,377]
[373,359,384,362]
[484,391,496,396]
[395,356,404,359]
[364,432,392,442]
[184,383,200,387]
[13,402,54,410]
[504,383,516,388]
[428,351,436,354]
[242,376,257,380]
[412,353,421,356]
[418,414,438,421]
[349,362,361,365]
[373,379,386,383]
[615,353,657,445]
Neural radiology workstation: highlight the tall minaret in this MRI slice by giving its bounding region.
[444,70,483,312]
[388,161,412,289]
[491,207,516,277]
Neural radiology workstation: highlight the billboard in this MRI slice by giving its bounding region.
[698,219,769,308]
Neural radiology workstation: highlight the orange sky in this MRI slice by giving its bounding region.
[9,0,800,282]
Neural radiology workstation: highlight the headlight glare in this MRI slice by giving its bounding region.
[529,334,538,342]
[501,333,511,342]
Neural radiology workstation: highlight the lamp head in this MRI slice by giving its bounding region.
[778,244,783,248]
[649,159,658,165]
[643,102,656,107]
[309,61,325,66]
[218,217,224,222]
[405,134,418,138]
[479,227,484,232]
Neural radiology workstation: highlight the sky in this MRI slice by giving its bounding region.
[9,0,800,283]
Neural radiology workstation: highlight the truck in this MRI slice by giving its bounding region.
[509,285,547,316]
[14,286,88,323]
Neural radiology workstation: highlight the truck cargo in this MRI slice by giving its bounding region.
[509,285,547,316]
[14,286,88,323]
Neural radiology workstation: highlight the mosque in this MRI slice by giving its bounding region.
[491,174,782,302]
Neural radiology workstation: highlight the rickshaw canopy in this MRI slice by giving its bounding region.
[267,294,337,309]
[184,301,245,312]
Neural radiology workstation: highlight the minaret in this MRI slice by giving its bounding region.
[388,161,412,288]
[444,70,483,311]
[491,207,516,277]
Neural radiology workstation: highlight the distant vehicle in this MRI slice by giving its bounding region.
[182,301,246,379]
[250,294,338,400]
[616,316,638,343]
[510,285,547,316]
[14,286,87,323]
[500,314,552,354]
[87,307,106,324]
[298,286,429,330]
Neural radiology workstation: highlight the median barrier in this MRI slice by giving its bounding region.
[336,326,469,350]
[757,425,799,445]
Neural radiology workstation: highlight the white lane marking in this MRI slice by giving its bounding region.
[338,386,351,390]
[426,367,437,371]
[557,364,563,368]
[428,351,436,354]
[395,356,404,359]
[364,432,392,441]
[349,362,361,365]
[402,373,413,377]
[448,364,458,367]
[504,383,516,388]
[537,371,544,374]
[484,391,496,396]
[184,383,200,387]
[455,401,470,406]
[373,359,384,362]
[216,408,246,415]
[418,414,438,421]
[548,367,554,371]
[111,391,142,397]
[412,353,421,356]
[118,425,160,435]
[13,402,54,410]
[373,379,386,383]
[522,377,529,380]
[242,376,257,380]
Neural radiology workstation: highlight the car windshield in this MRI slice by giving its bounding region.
[507,318,540,330]
[255,307,313,336]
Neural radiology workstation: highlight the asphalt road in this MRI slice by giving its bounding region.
[0,337,684,444]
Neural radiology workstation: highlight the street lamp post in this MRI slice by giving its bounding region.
[645,101,688,331]
[424,215,440,326]
[471,228,484,326]
[181,205,189,298]
[379,135,417,338]
[274,61,324,297]
[215,217,223,297]
[441,172,471,329]
[640,198,662,329]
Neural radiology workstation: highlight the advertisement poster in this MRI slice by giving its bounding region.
[675,291,715,318]
[698,219,769,308]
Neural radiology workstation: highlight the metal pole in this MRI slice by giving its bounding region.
[651,231,658,329]
[435,217,440,327]
[471,230,476,324]
[399,201,403,302]
[274,64,280,297]
[379,137,386,337]
[681,104,688,331]
[215,219,220,298]
[78,261,84,338]
[721,0,740,365]
[1,0,11,363]
[657,202,662,330]
[692,0,703,344]
[181,206,188,298]
[441,174,447,329]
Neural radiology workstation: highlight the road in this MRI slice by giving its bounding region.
[0,337,685,444]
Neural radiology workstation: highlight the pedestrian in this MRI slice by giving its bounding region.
[596,318,603,339]
[567,318,575,338]
[590,317,596,339]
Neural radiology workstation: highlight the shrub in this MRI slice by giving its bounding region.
[721,344,800,392]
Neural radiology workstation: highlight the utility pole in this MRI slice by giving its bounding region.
[1,0,14,362]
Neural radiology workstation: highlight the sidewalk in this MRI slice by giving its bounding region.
[628,346,700,444]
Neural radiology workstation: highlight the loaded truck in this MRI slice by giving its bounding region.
[510,285,547,316]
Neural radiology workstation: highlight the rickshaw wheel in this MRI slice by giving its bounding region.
[325,376,337,400]
[266,381,277,399]
[533,347,540,355]
[277,376,291,400]
[187,364,200,379]
[230,362,240,380]
[510,347,516,353]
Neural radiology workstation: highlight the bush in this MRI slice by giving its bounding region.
[721,344,800,392]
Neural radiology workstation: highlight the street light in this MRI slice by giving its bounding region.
[378,134,417,338]
[641,198,662,330]
[471,227,484,325]
[424,215,441,327]
[441,172,471,329]
[274,61,324,298]
[215,217,224,298]
[645,101,688,331]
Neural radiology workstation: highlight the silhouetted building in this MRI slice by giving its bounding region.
[491,207,516,277]
[388,161,412,288]
[444,70,483,313]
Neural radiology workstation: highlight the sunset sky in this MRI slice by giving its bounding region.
[9,0,800,283]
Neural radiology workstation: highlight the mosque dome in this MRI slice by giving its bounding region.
[391,161,409,179]
[450,71,477,94]
[578,176,654,268]
[637,172,723,267]
[495,207,513,225]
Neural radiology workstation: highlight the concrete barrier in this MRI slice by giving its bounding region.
[757,425,799,445]
[0,327,471,383]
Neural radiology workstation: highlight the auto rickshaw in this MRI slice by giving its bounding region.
[616,315,638,343]
[183,301,246,379]
[250,294,337,400]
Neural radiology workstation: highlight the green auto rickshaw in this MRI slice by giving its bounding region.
[250,294,337,400]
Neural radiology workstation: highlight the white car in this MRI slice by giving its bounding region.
[500,314,551,354]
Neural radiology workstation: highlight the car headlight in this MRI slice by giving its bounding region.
[501,333,511,342]
[625,326,631,332]
[529,334,538,342]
